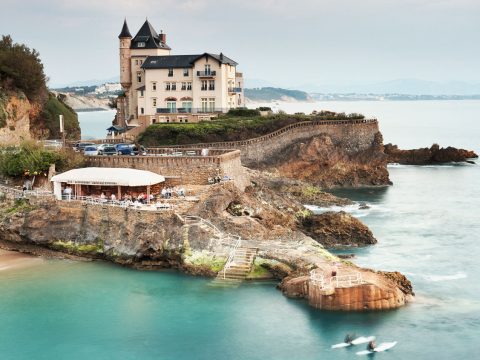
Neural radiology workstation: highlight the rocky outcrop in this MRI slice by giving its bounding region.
[0,92,35,144]
[301,211,377,248]
[264,132,391,188]
[385,143,478,165]
[0,180,412,311]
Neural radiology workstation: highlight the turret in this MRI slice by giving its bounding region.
[119,19,132,88]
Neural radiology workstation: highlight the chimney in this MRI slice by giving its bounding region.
[220,52,224,60]
[159,30,166,43]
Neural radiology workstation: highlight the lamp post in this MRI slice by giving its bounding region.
[59,114,66,147]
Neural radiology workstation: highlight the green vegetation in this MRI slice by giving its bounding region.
[0,141,85,178]
[247,258,273,279]
[138,111,365,147]
[0,35,47,101]
[51,240,104,255]
[184,251,226,273]
[245,87,310,102]
[4,198,36,214]
[225,108,260,117]
[39,93,81,139]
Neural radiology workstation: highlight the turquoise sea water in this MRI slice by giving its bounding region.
[1,101,479,359]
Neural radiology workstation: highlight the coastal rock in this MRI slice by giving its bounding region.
[384,143,478,165]
[0,181,411,312]
[264,133,391,188]
[301,211,377,248]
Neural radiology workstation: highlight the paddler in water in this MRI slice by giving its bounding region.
[344,333,356,344]
[367,340,376,351]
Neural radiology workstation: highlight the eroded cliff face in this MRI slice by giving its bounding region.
[0,93,35,144]
[0,90,80,143]
[262,132,391,188]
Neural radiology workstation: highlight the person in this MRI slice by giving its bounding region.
[111,193,116,201]
[64,185,72,201]
[344,333,355,344]
[161,188,167,199]
[367,340,376,352]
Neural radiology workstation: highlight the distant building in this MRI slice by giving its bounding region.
[116,19,244,130]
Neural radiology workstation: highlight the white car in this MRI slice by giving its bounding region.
[83,146,99,156]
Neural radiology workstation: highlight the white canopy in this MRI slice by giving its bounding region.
[51,167,165,187]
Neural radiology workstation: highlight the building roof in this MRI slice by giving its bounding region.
[51,168,165,187]
[131,20,171,50]
[118,19,132,38]
[141,53,238,69]
[106,125,125,132]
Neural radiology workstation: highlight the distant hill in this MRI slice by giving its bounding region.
[245,87,311,102]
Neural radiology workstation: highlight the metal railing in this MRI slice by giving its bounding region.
[59,195,174,211]
[310,270,365,289]
[196,70,216,77]
[228,87,242,93]
[222,237,242,279]
[156,107,228,114]
[0,184,53,198]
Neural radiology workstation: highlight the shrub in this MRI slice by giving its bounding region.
[226,108,260,117]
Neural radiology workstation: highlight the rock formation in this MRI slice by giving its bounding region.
[301,211,377,248]
[384,143,478,165]
[263,132,391,188]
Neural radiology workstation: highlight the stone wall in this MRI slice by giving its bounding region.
[159,119,379,167]
[85,149,249,190]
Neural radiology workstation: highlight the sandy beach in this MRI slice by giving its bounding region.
[0,249,44,271]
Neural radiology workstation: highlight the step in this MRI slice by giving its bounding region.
[224,270,249,276]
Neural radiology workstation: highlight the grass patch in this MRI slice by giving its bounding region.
[51,240,104,255]
[184,251,226,273]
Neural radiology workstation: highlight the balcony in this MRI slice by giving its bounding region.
[228,87,242,93]
[156,107,227,114]
[197,70,216,77]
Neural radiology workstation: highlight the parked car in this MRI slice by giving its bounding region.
[96,143,111,153]
[99,145,118,156]
[115,143,133,155]
[83,146,99,156]
[74,142,96,152]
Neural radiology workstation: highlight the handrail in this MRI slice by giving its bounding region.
[147,118,377,150]
[222,237,242,279]
[310,270,365,289]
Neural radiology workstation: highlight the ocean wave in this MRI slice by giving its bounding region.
[423,272,467,282]
[304,203,390,218]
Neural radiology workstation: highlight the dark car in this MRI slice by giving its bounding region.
[115,143,133,155]
[98,145,117,156]
[74,142,96,152]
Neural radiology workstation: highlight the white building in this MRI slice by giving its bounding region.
[116,19,244,130]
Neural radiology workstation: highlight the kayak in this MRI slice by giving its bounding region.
[332,336,376,349]
[356,341,397,355]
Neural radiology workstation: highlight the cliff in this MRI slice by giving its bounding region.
[0,177,413,311]
[385,143,478,165]
[52,92,111,112]
[0,90,80,143]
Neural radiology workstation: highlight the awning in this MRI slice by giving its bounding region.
[51,167,165,186]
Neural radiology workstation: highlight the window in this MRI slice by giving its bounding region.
[168,68,173,77]
[167,101,176,113]
[172,82,176,91]
[137,42,146,47]
[139,90,144,97]
[183,68,189,76]
[152,82,157,91]
[182,101,192,112]
[181,82,186,91]
[140,107,144,115]
[208,80,215,91]
[201,80,207,91]
[201,98,208,112]
[165,82,171,91]
[137,72,142,83]
[152,98,157,107]
[209,98,215,111]
[135,60,139,65]
[187,82,192,90]
[204,64,211,74]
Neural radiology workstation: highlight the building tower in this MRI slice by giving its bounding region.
[118,19,132,127]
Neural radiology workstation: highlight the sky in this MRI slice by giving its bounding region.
[1,0,479,89]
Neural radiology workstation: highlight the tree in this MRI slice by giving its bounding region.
[0,35,47,101]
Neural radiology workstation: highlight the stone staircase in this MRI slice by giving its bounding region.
[210,246,258,287]
[183,215,258,287]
